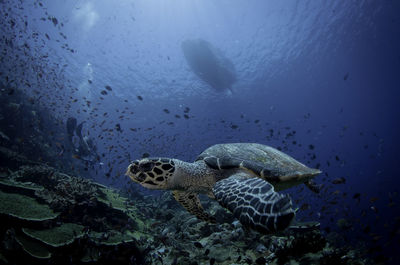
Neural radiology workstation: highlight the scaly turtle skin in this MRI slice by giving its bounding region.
[126,143,321,234]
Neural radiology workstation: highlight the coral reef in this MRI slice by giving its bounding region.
[0,157,371,265]
[0,164,148,264]
[124,192,370,265]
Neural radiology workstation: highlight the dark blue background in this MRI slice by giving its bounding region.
[1,0,399,262]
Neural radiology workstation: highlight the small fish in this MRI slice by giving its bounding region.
[371,233,382,241]
[370,206,378,213]
[57,145,64,156]
[353,193,361,200]
[332,177,346,184]
[137,95,143,101]
[300,203,310,210]
[361,209,367,216]
[51,17,58,26]
[370,197,379,203]
[142,153,150,158]
[163,109,170,113]
[231,124,238,129]
[105,85,112,91]
[150,222,163,228]
[363,225,371,234]
[100,90,107,95]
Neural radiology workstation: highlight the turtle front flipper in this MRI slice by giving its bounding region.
[213,173,295,233]
[172,191,216,223]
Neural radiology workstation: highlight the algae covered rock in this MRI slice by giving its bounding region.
[15,234,51,259]
[96,186,147,237]
[97,186,128,211]
[80,247,100,263]
[0,176,44,195]
[22,223,85,247]
[0,190,59,221]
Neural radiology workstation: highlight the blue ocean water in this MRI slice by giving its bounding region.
[1,0,400,264]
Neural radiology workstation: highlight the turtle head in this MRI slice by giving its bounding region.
[126,158,176,190]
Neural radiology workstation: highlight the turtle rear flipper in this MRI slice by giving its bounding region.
[172,191,216,223]
[213,174,295,233]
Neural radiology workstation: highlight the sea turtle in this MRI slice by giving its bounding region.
[126,143,321,233]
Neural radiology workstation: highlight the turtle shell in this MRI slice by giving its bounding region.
[196,143,321,190]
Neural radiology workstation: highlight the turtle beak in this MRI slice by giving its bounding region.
[126,160,140,182]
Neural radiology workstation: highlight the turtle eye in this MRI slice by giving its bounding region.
[139,162,154,172]
[129,164,139,174]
